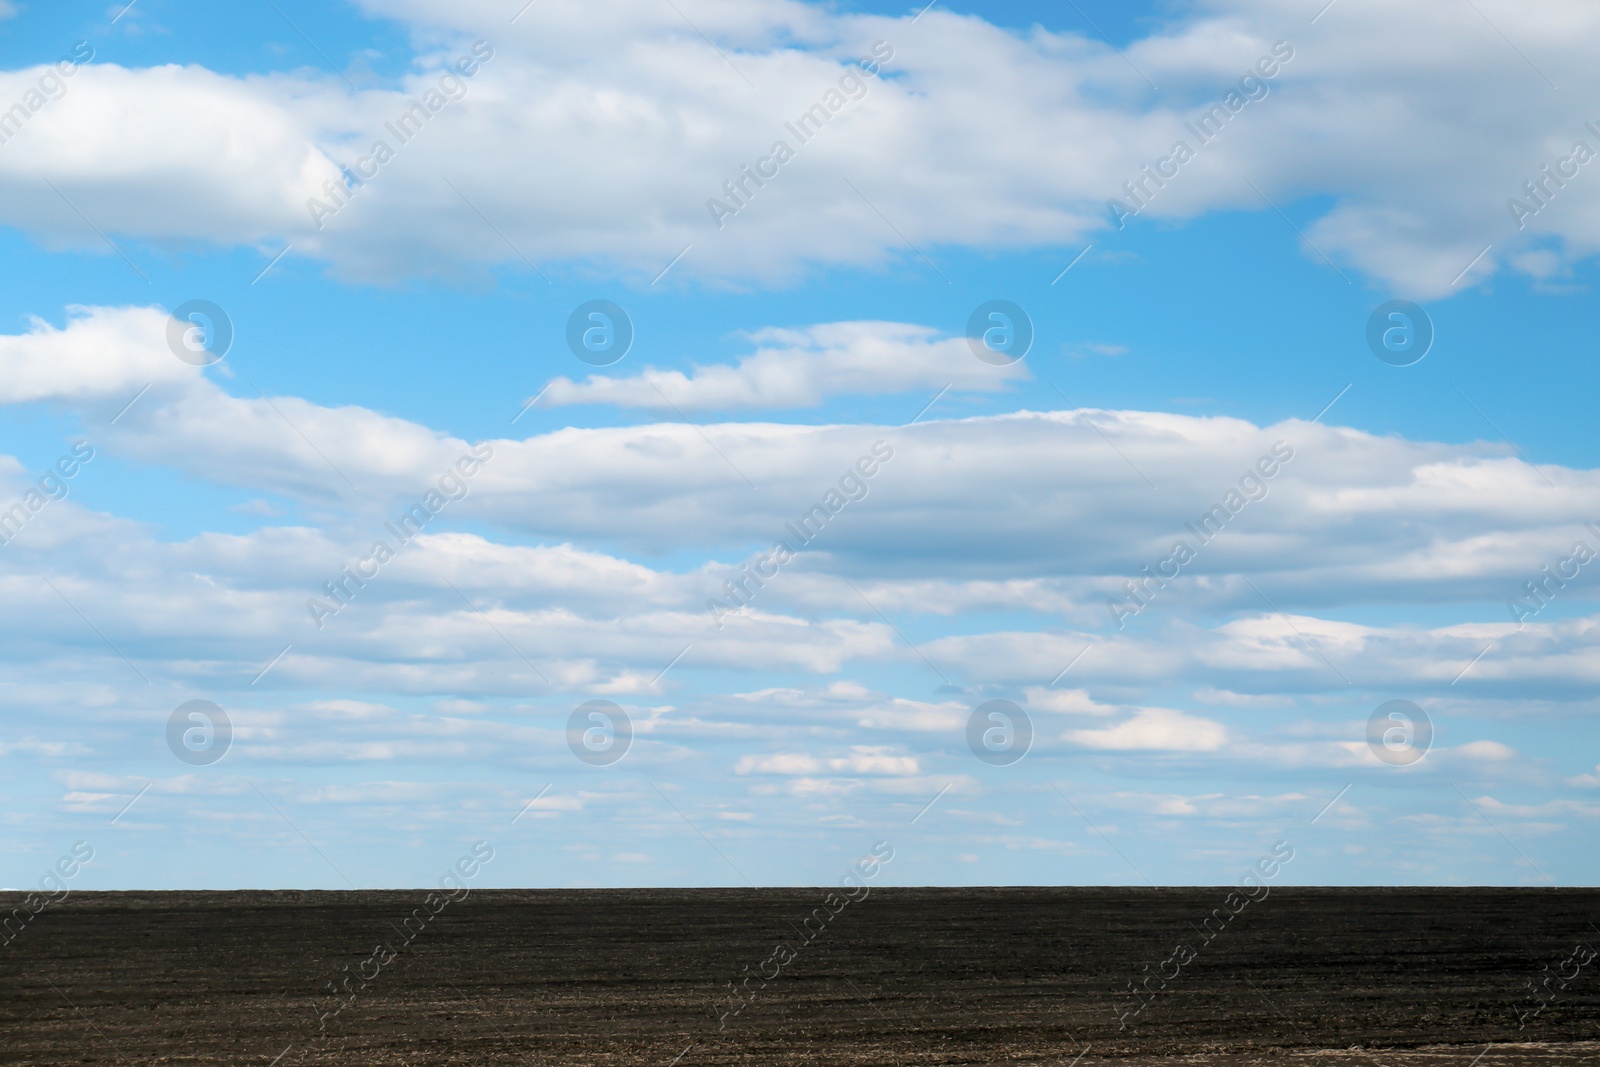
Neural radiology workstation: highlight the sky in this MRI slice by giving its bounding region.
[1,0,1598,891]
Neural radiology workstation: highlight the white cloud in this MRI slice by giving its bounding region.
[0,297,1585,875]
[1081,791,1310,819]
[1,1,1598,291]
[0,305,462,506]
[736,752,823,775]
[1569,765,1600,787]
[8,307,1600,662]
[735,745,919,775]
[543,321,1025,411]
[0,62,343,247]
[0,305,193,404]
[1453,740,1518,761]
[1192,687,1285,708]
[1064,708,1228,751]
[1022,687,1119,716]
[925,615,1600,695]
[1470,795,1600,820]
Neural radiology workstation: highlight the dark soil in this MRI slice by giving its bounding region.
[2,888,1597,1065]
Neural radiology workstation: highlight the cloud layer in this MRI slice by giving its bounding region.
[2,0,1595,888]
[1,0,1598,292]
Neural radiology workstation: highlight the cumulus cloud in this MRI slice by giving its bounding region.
[543,321,1026,411]
[1453,740,1518,761]
[0,305,463,506]
[924,615,1600,697]
[0,305,193,404]
[1023,687,1120,716]
[0,1,1596,291]
[735,746,920,776]
[1064,708,1228,751]
[0,62,343,248]
[5,307,1600,614]
[0,297,1587,881]
[8,1,1596,887]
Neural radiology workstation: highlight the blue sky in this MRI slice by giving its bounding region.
[2,0,1598,891]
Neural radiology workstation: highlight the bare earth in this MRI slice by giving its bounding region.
[2,888,1597,1065]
